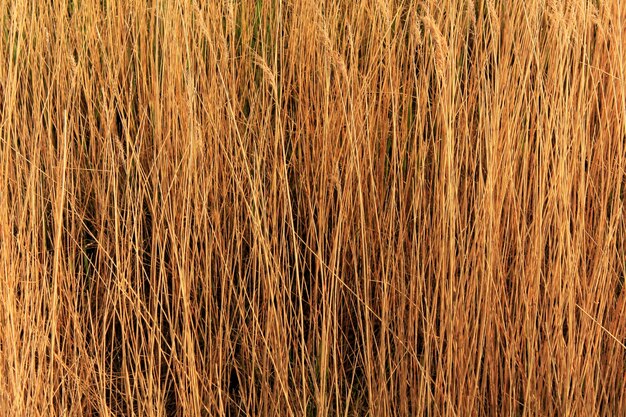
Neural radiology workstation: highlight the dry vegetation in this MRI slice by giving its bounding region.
[1,0,625,415]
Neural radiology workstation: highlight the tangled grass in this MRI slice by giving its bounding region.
[0,0,625,415]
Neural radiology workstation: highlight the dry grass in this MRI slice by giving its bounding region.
[1,0,625,415]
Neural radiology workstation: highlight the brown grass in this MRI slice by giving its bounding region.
[1,0,625,415]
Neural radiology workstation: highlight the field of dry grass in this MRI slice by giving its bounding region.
[1,0,625,415]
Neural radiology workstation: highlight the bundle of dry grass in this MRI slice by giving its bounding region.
[0,0,625,415]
